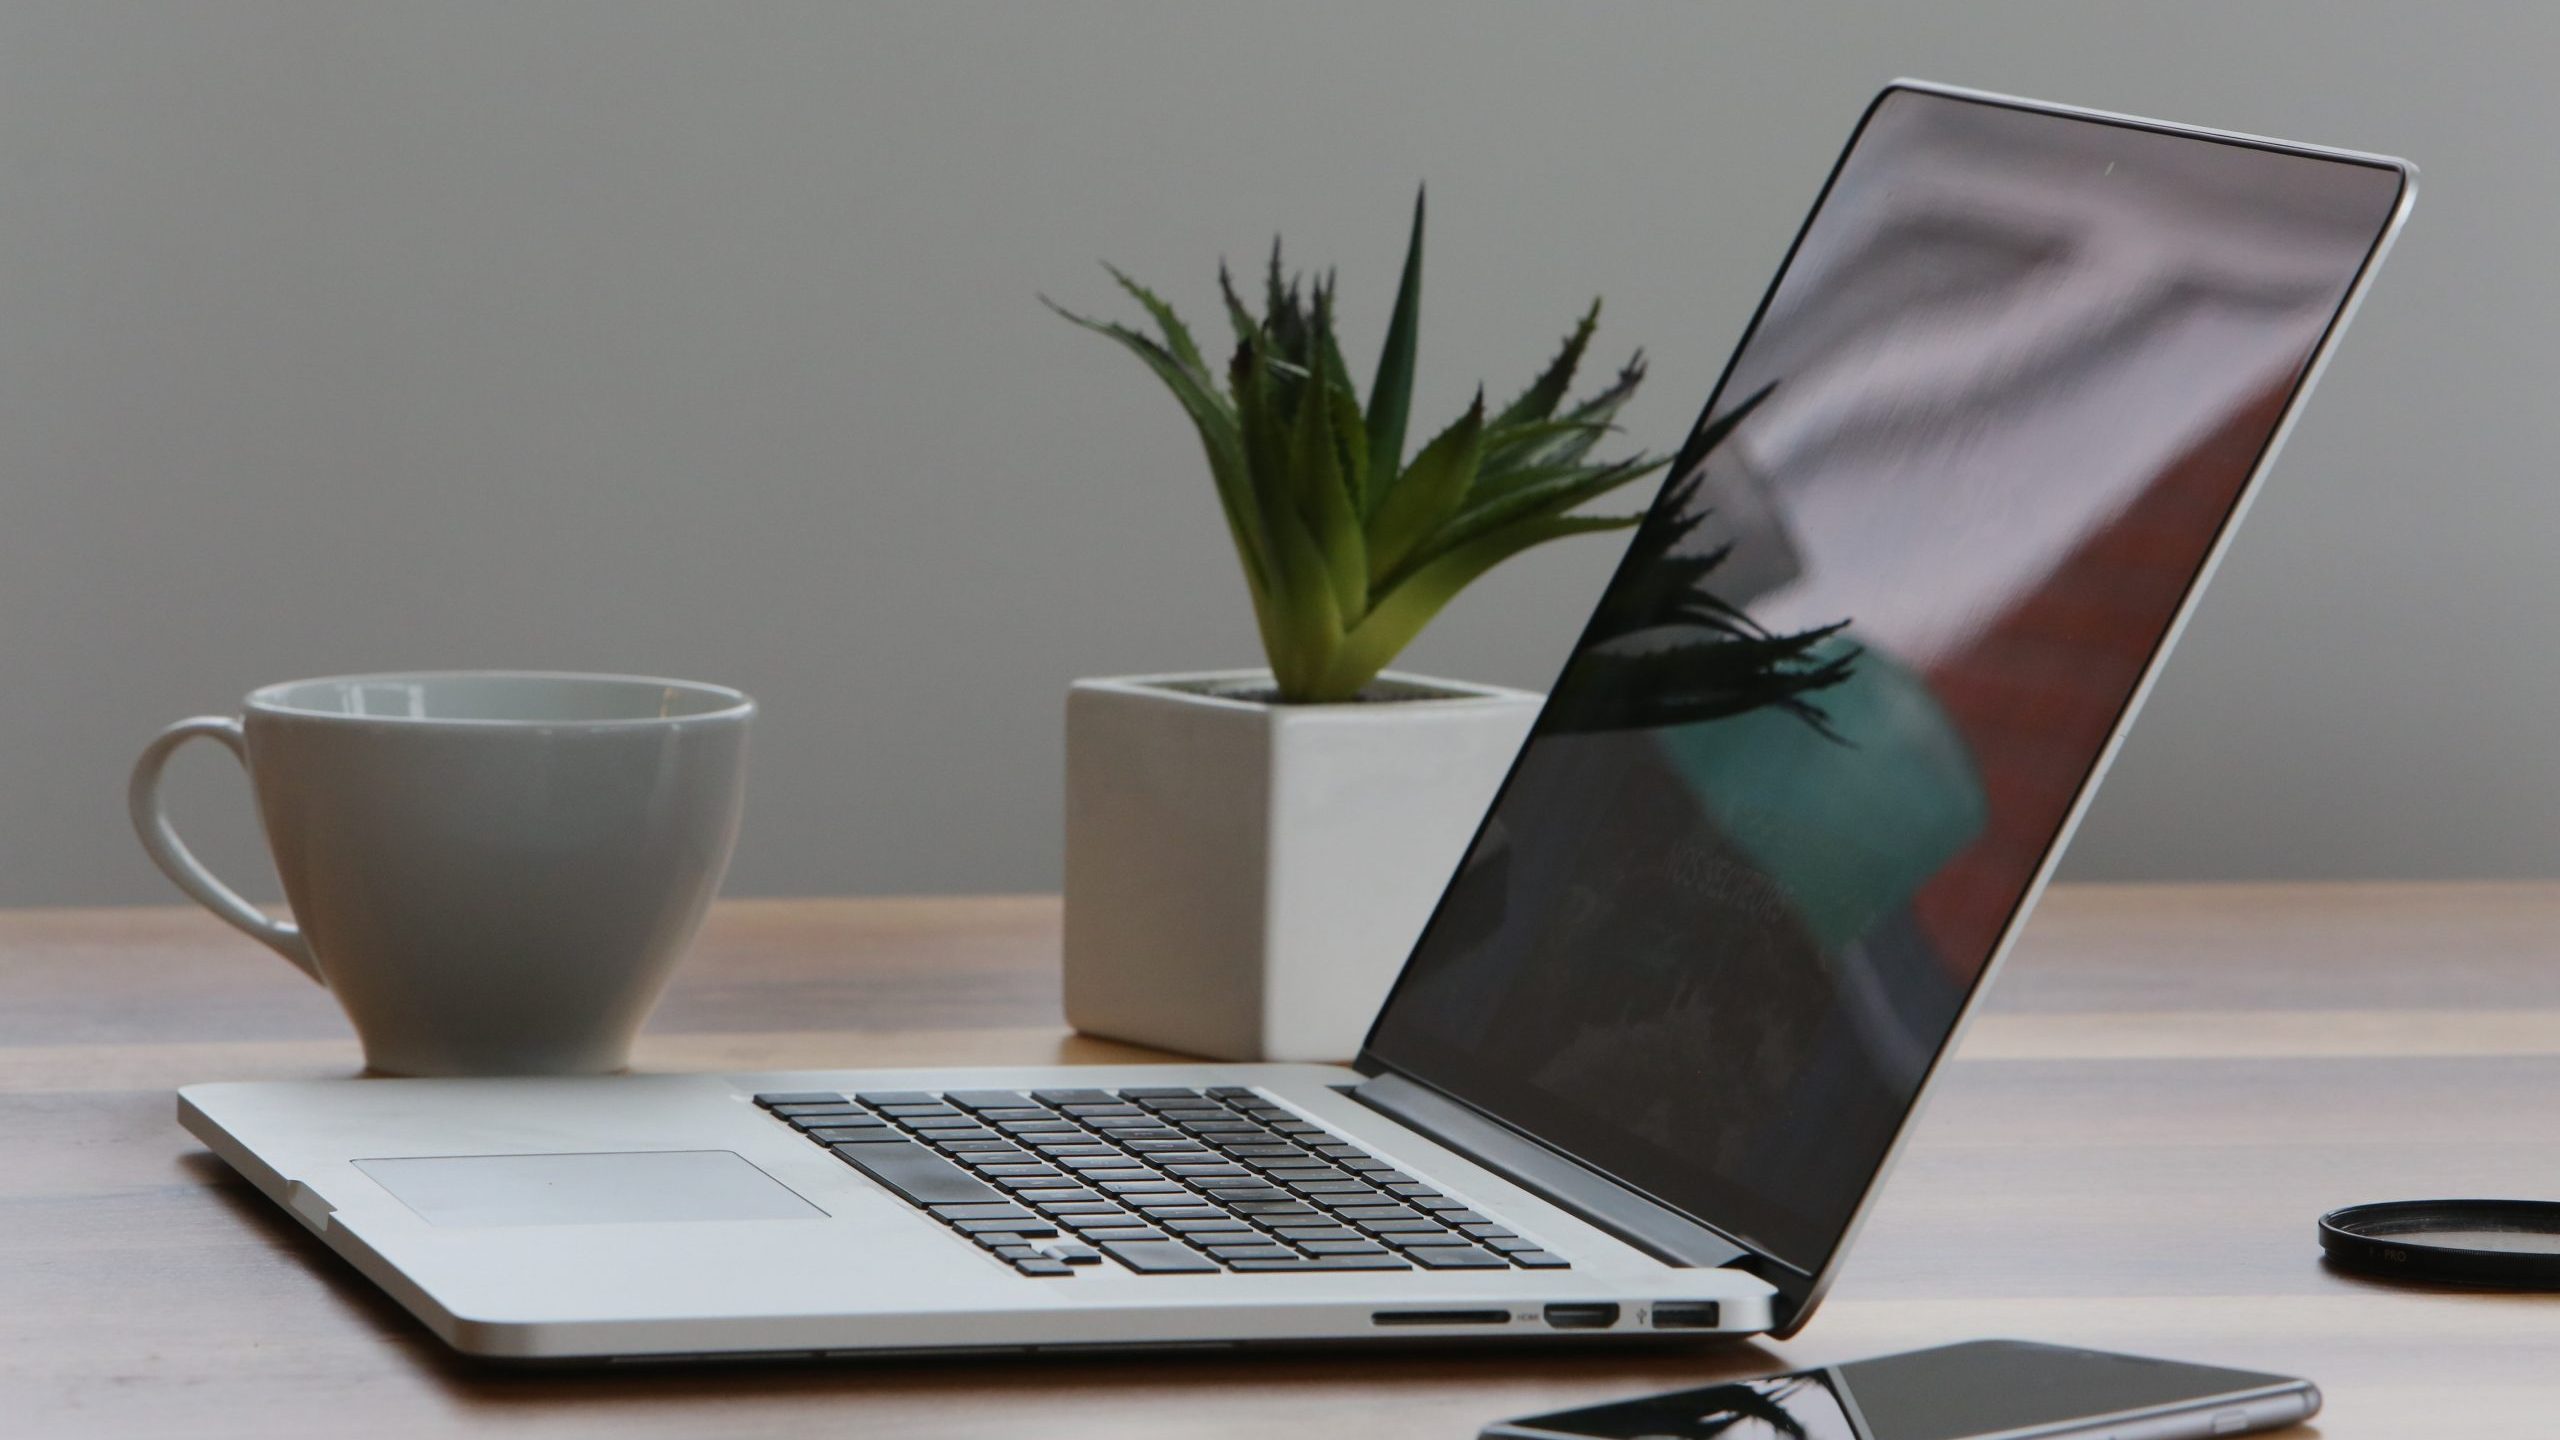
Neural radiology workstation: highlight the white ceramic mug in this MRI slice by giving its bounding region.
[129,671,754,1076]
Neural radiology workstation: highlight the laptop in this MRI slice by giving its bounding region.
[178,82,2412,1361]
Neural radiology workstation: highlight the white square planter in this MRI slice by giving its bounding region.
[1063,670,1542,1062]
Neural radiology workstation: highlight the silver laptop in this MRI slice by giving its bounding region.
[179,82,2412,1362]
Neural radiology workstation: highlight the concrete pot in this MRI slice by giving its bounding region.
[1062,669,1540,1061]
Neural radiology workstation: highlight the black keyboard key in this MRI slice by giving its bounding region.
[1482,1236,1544,1253]
[1164,1219,1259,1236]
[1380,1231,1469,1250]
[1461,1223,1518,1239]
[1052,1213,1145,1234]
[1030,1088,1118,1106]
[1227,1255,1412,1271]
[1050,1245,1102,1265]
[1115,1086,1204,1098]
[1127,1203,1222,1221]
[978,1165,1066,1181]
[944,1090,1032,1111]
[1511,1250,1570,1268]
[1230,1202,1321,1221]
[1015,1258,1075,1276]
[1102,1240,1222,1273]
[755,1091,845,1108]
[1384,1183,1442,1199]
[773,1102,865,1118]
[1264,1169,1348,1187]
[933,1203,1036,1222]
[1361,1218,1447,1234]
[1099,1181,1184,1196]
[1063,1104,1147,1119]
[853,1090,939,1107]
[1408,1245,1507,1269]
[989,1243,1042,1260]
[1222,1144,1305,1158]
[1335,1205,1418,1222]
[805,1126,896,1144]
[1204,1243,1296,1261]
[1034,1199,1125,1215]
[832,1140,1003,1205]
[1411,1197,1470,1212]
[1079,1226,1169,1244]
[1206,1086,1259,1099]
[1302,1239,1391,1255]
[1272,1226,1361,1243]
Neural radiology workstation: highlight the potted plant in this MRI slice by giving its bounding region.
[1048,191,1675,1061]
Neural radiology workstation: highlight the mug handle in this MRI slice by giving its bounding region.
[128,716,324,984]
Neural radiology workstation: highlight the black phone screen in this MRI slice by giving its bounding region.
[1497,1340,2304,1440]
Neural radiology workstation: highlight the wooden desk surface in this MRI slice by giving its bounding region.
[7,884,2557,1437]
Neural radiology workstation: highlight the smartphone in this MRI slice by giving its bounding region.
[1481,1339,2319,1440]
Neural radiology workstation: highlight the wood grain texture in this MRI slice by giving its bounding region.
[5,884,2557,1438]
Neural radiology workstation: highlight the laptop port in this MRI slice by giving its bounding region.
[1649,1301,1721,1330]
[1370,1309,1512,1327]
[1541,1303,1620,1330]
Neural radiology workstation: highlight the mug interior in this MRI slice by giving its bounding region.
[249,672,752,725]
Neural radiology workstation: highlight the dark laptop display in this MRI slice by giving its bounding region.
[1364,88,2406,1274]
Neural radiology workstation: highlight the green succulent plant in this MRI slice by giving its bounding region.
[1048,189,1673,703]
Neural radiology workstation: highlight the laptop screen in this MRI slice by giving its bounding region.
[1362,88,2406,1274]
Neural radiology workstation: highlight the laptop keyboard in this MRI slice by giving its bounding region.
[752,1085,1566,1278]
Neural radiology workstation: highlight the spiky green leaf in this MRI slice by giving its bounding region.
[1364,392,1484,586]
[1313,513,1636,700]
[1046,297,1265,594]
[1485,352,1645,472]
[1103,263,1210,379]
[1386,454,1666,591]
[1289,308,1368,622]
[1365,188,1425,482]
[1491,300,1598,431]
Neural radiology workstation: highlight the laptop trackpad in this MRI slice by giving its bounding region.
[355,1151,823,1227]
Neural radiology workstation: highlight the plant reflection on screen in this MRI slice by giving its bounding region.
[1541,385,1859,739]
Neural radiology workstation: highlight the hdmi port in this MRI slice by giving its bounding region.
[1371,1309,1512,1327]
[1543,1303,1621,1330]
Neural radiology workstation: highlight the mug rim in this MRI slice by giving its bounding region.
[244,670,756,728]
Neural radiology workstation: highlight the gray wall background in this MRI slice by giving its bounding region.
[2,1,2540,907]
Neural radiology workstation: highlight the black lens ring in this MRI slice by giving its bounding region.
[2320,1199,2560,1289]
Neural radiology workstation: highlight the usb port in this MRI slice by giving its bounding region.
[1542,1303,1620,1330]
[1649,1301,1721,1330]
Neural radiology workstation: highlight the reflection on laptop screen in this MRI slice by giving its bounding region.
[1364,88,2405,1273]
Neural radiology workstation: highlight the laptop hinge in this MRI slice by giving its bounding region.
[1348,1072,1749,1270]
